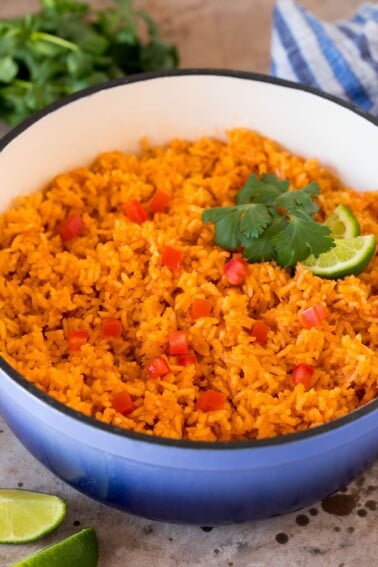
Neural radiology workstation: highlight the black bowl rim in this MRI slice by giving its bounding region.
[0,68,377,451]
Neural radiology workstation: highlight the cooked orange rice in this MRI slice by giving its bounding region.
[0,128,377,441]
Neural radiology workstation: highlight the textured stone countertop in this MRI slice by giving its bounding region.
[0,1,377,565]
[0,421,377,566]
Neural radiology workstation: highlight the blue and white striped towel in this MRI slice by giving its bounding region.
[271,0,378,115]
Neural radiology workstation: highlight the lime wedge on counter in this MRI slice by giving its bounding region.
[0,489,66,544]
[302,234,376,278]
[324,204,360,238]
[12,527,98,567]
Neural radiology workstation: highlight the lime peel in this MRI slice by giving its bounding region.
[302,234,376,279]
[0,489,66,544]
[12,527,98,567]
[323,203,361,238]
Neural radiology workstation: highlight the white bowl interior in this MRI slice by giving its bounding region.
[0,74,377,214]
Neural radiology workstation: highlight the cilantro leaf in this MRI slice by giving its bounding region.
[243,237,275,263]
[203,207,242,250]
[0,56,18,82]
[202,172,335,269]
[275,181,320,216]
[270,211,334,267]
[140,39,179,72]
[260,173,290,192]
[236,173,289,205]
[202,206,232,224]
[203,203,271,250]
[242,214,287,261]
[0,0,179,125]
[239,204,271,239]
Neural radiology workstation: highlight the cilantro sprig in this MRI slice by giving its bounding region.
[0,0,179,125]
[202,173,335,268]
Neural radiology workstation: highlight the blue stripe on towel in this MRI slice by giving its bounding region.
[270,0,378,115]
[270,58,277,76]
[273,4,321,89]
[297,4,374,111]
[352,13,367,25]
[337,24,378,75]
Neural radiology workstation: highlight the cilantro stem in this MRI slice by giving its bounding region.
[13,79,69,95]
[30,31,78,52]
[13,79,32,89]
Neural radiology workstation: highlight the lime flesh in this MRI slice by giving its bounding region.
[324,204,360,238]
[12,527,98,567]
[0,489,66,544]
[302,234,376,278]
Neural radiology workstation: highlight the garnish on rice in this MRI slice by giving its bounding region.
[202,173,335,268]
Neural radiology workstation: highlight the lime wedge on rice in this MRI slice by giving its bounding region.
[0,489,66,544]
[324,204,360,238]
[302,234,376,278]
[12,527,98,567]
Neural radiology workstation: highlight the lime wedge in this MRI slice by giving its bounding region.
[324,204,360,238]
[302,234,376,278]
[12,527,98,567]
[0,489,66,544]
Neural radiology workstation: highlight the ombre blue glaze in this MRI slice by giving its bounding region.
[0,359,376,524]
[0,71,377,524]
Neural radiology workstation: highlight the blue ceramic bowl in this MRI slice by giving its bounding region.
[0,71,377,524]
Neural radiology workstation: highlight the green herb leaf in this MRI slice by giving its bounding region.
[236,173,289,205]
[0,56,18,82]
[0,26,21,57]
[0,0,179,125]
[41,0,89,15]
[271,211,334,267]
[239,204,272,239]
[140,40,179,71]
[260,173,291,192]
[243,237,275,263]
[242,214,287,261]
[202,173,335,268]
[203,203,271,250]
[203,207,242,250]
[275,181,320,216]
[66,50,93,78]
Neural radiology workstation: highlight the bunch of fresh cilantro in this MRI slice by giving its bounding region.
[202,173,335,268]
[0,0,179,125]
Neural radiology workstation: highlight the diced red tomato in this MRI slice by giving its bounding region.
[301,304,328,329]
[161,246,184,271]
[191,298,212,320]
[251,320,271,346]
[168,330,189,355]
[146,356,171,378]
[111,392,134,415]
[58,214,84,241]
[150,190,171,213]
[292,363,314,390]
[224,257,248,285]
[101,317,122,338]
[67,330,88,352]
[196,389,226,412]
[177,354,197,366]
[122,199,148,224]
